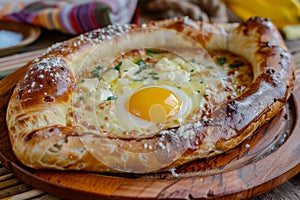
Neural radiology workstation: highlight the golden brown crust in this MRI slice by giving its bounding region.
[6,17,295,173]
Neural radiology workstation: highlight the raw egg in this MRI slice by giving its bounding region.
[127,86,181,123]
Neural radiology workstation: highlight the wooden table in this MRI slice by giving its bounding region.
[0,30,300,200]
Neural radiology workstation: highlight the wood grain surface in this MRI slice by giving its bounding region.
[0,54,299,199]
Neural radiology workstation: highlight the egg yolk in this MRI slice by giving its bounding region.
[128,87,181,122]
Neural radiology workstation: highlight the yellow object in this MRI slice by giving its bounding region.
[128,87,181,122]
[282,24,300,40]
[221,0,300,29]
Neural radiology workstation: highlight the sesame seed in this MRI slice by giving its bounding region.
[157,142,165,149]
[44,42,62,55]
[141,23,147,28]
[79,34,85,41]
[143,143,148,149]
[31,82,36,88]
[159,135,165,141]
[55,72,61,78]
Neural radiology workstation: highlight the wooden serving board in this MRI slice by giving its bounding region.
[0,67,300,200]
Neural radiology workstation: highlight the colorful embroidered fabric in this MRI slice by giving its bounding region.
[1,0,138,35]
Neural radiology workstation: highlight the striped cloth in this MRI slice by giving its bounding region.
[1,0,138,35]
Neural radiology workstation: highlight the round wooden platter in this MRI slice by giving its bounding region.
[0,67,300,200]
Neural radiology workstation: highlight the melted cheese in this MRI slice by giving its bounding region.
[69,49,253,137]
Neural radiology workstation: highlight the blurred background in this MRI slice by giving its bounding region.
[0,0,299,39]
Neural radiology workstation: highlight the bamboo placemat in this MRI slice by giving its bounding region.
[0,49,45,80]
[0,164,59,200]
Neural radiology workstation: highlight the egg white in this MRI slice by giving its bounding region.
[85,52,216,137]
[113,85,193,135]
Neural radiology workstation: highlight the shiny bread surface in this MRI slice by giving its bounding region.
[6,17,295,173]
